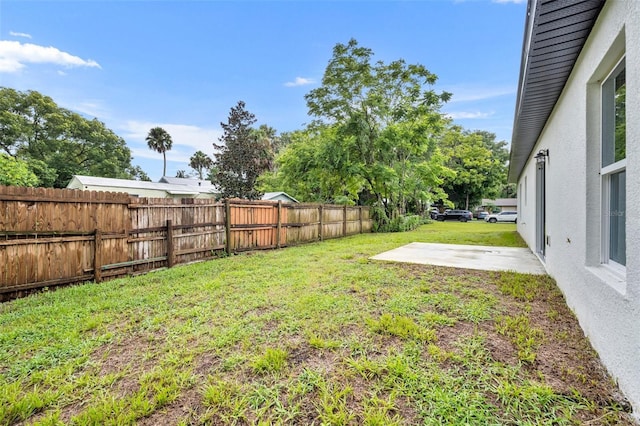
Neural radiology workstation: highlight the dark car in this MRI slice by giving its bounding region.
[435,209,473,222]
[475,211,488,220]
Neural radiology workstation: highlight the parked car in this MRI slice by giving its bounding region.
[485,211,518,223]
[475,211,489,220]
[435,209,473,222]
[429,208,440,220]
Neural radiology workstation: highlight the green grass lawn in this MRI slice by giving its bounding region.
[0,221,633,425]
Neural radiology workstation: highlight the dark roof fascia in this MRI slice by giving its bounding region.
[508,0,605,183]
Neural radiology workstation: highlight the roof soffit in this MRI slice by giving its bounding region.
[508,0,605,182]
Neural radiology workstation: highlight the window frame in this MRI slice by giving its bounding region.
[600,57,626,273]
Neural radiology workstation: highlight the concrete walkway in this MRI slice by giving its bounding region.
[370,242,547,275]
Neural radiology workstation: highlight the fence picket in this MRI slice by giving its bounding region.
[0,185,373,299]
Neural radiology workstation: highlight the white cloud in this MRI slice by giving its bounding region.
[9,31,32,39]
[446,111,494,119]
[0,40,101,73]
[71,101,108,118]
[121,121,222,163]
[492,0,526,3]
[284,77,315,87]
[443,85,515,103]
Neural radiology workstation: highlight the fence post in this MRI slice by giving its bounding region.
[94,228,102,283]
[225,199,231,255]
[319,205,324,241]
[276,201,282,249]
[359,206,363,234]
[166,220,174,268]
[343,205,347,237]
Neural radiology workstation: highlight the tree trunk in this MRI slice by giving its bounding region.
[163,151,167,177]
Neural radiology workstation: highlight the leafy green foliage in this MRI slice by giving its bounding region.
[259,127,365,203]
[214,101,274,199]
[614,78,625,161]
[374,214,424,233]
[439,127,508,210]
[294,39,452,221]
[128,165,151,181]
[0,153,39,186]
[188,150,213,180]
[0,87,143,188]
[146,127,173,177]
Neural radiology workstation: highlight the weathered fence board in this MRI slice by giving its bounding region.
[0,187,130,295]
[0,186,373,299]
[227,200,287,252]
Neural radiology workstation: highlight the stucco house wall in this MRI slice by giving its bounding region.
[514,1,639,414]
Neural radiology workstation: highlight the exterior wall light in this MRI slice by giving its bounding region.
[534,149,549,163]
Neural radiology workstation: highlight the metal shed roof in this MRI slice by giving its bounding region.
[68,175,216,195]
[508,0,605,182]
[159,176,214,187]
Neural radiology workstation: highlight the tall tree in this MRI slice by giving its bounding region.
[146,127,173,177]
[213,101,273,199]
[302,39,451,221]
[189,150,213,180]
[0,88,138,187]
[439,127,506,210]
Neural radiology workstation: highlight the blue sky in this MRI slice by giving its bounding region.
[0,0,527,181]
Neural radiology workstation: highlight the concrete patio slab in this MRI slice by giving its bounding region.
[370,242,547,275]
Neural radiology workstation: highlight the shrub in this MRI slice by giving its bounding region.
[374,214,425,233]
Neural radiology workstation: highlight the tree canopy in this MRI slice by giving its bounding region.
[146,127,173,178]
[213,101,274,199]
[273,39,452,222]
[189,151,213,180]
[259,40,510,222]
[439,127,507,209]
[0,154,39,187]
[0,87,142,188]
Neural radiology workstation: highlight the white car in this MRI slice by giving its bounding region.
[485,211,518,223]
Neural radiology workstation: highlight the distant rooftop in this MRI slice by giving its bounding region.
[69,175,216,195]
[481,198,517,207]
[262,192,299,203]
[159,176,214,187]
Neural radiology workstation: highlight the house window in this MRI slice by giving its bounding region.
[601,58,626,268]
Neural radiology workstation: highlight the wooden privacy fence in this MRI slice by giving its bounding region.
[0,186,373,298]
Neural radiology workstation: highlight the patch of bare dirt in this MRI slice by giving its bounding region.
[136,386,203,426]
[390,262,635,423]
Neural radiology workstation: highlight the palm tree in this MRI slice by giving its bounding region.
[189,150,213,180]
[145,127,173,177]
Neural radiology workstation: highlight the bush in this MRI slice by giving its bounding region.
[375,214,425,233]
